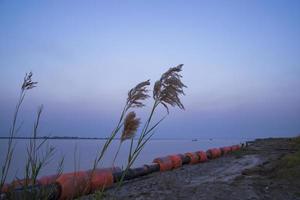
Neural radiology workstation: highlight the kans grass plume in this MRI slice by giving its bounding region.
[153,64,186,112]
[126,80,150,109]
[93,79,150,178]
[121,112,141,142]
[112,112,141,166]
[93,79,150,165]
[21,72,38,91]
[118,64,186,187]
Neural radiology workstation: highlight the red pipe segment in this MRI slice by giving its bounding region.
[206,148,222,159]
[167,154,183,169]
[0,168,119,199]
[220,146,232,155]
[56,167,118,200]
[195,151,208,162]
[153,154,185,171]
[87,168,115,193]
[56,170,90,200]
[153,156,174,171]
[184,152,199,164]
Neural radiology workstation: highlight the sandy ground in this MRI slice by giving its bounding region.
[81,138,300,200]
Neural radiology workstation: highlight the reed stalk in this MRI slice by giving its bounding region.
[87,80,150,195]
[117,64,186,187]
[0,72,37,193]
[1,73,64,200]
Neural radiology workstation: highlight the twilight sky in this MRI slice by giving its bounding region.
[0,0,299,139]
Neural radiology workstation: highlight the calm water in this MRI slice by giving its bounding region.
[0,138,247,182]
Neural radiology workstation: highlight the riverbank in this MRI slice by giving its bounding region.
[81,137,300,200]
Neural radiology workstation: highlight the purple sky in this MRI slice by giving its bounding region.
[0,0,300,139]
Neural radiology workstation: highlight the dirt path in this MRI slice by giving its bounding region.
[81,138,300,200]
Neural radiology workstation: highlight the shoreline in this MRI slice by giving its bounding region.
[81,137,300,200]
[0,137,256,140]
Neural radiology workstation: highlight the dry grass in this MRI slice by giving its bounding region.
[112,112,141,166]
[1,73,63,199]
[1,65,187,199]
[1,72,37,192]
[89,79,150,194]
[121,112,140,142]
[126,80,150,109]
[153,64,186,112]
[117,64,187,187]
[21,72,38,90]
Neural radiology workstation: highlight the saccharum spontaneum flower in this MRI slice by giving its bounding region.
[126,80,150,109]
[153,64,186,113]
[21,72,38,91]
[121,112,140,142]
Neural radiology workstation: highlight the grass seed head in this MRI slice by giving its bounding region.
[121,112,140,142]
[153,64,186,112]
[127,80,150,109]
[21,72,38,90]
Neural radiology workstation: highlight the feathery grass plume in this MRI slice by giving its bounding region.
[92,80,150,167]
[126,80,150,109]
[153,64,186,113]
[1,72,37,193]
[117,64,186,187]
[22,72,38,91]
[121,112,140,141]
[112,112,140,166]
[89,80,149,192]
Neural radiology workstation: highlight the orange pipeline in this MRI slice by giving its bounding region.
[1,143,245,199]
